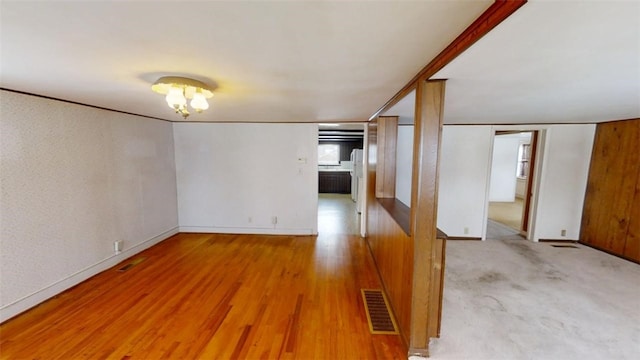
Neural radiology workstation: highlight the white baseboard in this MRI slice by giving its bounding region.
[179,226,316,236]
[0,227,179,323]
[538,238,578,242]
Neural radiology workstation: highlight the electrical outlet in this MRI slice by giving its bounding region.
[561,229,566,237]
[114,240,123,253]
[271,216,278,225]
[248,216,252,223]
[464,227,469,235]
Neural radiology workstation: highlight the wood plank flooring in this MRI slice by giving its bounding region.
[0,198,406,359]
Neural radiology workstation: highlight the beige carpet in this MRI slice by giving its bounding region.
[488,198,524,230]
[431,239,640,360]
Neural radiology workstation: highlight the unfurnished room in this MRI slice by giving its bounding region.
[1,1,639,359]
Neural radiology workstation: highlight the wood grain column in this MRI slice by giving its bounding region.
[408,79,445,356]
[375,116,399,198]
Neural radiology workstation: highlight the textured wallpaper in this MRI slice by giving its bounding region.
[0,90,178,308]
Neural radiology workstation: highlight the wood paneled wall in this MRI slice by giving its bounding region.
[365,80,446,356]
[366,118,414,345]
[361,1,524,355]
[375,117,398,198]
[581,118,640,262]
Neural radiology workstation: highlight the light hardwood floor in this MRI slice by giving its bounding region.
[0,196,405,359]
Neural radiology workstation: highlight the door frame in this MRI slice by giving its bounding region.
[520,131,538,236]
[482,126,547,241]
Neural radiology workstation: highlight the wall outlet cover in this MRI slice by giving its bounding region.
[114,240,124,253]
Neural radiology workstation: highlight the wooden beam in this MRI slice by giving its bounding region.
[375,116,399,198]
[408,80,446,356]
[369,0,527,120]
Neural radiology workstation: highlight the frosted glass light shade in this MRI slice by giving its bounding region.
[152,76,214,118]
[190,92,209,112]
[165,87,186,109]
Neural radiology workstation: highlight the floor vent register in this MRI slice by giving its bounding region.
[117,257,146,272]
[361,289,399,334]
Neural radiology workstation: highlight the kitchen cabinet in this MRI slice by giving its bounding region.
[319,171,351,193]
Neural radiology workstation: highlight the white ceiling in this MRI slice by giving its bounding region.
[434,0,640,124]
[383,89,416,124]
[0,0,491,123]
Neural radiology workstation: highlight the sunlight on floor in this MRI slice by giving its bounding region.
[488,198,524,230]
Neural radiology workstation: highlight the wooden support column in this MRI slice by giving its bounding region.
[375,116,399,198]
[362,2,526,355]
[408,79,445,356]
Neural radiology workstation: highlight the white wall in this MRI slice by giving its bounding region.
[173,123,318,235]
[534,125,595,240]
[361,123,369,237]
[488,134,520,202]
[437,124,595,241]
[395,125,414,207]
[0,91,179,322]
[437,126,493,238]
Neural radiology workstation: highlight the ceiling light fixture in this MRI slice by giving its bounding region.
[151,76,213,119]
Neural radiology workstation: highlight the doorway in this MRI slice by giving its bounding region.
[486,130,538,239]
[317,194,360,235]
[317,123,365,235]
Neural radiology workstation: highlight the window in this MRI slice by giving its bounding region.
[517,144,530,178]
[318,144,340,165]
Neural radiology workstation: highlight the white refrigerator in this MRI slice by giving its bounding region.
[350,149,364,213]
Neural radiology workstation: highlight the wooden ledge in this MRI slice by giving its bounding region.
[377,197,449,240]
[378,198,411,235]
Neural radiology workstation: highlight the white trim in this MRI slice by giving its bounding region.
[361,122,369,238]
[481,129,497,240]
[0,227,179,323]
[179,226,316,236]
[527,129,547,242]
[485,125,549,242]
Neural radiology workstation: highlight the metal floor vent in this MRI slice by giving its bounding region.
[361,289,398,334]
[551,245,579,248]
[117,257,146,272]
